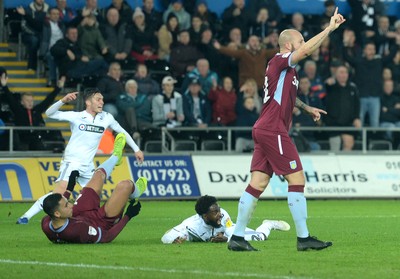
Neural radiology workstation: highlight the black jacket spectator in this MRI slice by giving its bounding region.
[182,90,212,126]
[325,81,360,127]
[221,1,251,41]
[343,43,398,98]
[1,83,62,150]
[100,9,132,62]
[97,75,124,104]
[142,0,163,31]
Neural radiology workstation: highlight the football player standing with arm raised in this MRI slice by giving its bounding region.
[228,8,345,252]
[17,88,144,224]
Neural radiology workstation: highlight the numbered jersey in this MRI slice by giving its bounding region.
[255,52,299,133]
[161,208,233,243]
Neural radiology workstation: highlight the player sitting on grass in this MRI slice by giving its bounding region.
[41,133,147,244]
[161,195,290,244]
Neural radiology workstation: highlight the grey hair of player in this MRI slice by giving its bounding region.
[83,87,102,102]
[195,195,218,215]
[43,193,63,219]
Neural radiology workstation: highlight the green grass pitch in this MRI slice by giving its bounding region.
[0,200,399,279]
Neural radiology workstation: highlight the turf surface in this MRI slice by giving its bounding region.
[0,200,399,279]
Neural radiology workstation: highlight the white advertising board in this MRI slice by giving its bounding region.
[192,155,400,198]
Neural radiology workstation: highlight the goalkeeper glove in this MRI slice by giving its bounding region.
[125,201,141,219]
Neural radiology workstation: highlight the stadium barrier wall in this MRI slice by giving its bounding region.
[1,154,400,201]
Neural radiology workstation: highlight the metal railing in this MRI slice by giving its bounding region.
[161,126,400,154]
[0,126,69,155]
[0,126,399,155]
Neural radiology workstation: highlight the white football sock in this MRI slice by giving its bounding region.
[288,191,309,238]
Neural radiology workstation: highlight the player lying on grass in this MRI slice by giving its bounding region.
[41,133,147,244]
[161,195,290,244]
[17,88,144,224]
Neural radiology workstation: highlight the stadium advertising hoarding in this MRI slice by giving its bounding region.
[192,155,400,198]
[1,155,400,201]
[129,155,200,199]
[0,155,199,201]
[0,157,133,201]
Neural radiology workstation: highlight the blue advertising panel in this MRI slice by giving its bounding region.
[129,155,200,199]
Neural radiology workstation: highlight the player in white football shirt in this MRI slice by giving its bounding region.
[161,195,290,244]
[17,89,144,224]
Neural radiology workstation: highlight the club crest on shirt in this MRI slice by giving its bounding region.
[88,226,97,236]
[289,160,297,170]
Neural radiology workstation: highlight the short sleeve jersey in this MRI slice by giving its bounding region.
[41,216,102,244]
[50,109,124,165]
[254,52,299,133]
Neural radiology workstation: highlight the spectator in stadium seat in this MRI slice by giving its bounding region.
[129,7,159,64]
[248,8,270,45]
[213,35,277,92]
[380,79,400,142]
[157,13,180,61]
[69,0,104,27]
[343,36,399,127]
[55,0,76,26]
[221,0,250,42]
[40,7,65,87]
[161,195,290,244]
[293,76,324,151]
[236,78,262,114]
[78,14,108,60]
[288,13,313,42]
[182,78,211,127]
[51,27,108,79]
[162,0,191,30]
[364,16,398,57]
[197,28,222,75]
[133,63,160,96]
[142,0,163,32]
[389,50,400,94]
[41,142,146,244]
[300,60,327,101]
[181,58,218,95]
[101,0,132,25]
[152,76,184,127]
[208,76,237,126]
[325,65,361,151]
[347,0,384,44]
[188,14,206,45]
[96,62,124,117]
[235,97,259,152]
[247,0,282,30]
[100,8,132,63]
[16,0,49,71]
[116,79,154,139]
[193,1,218,34]
[0,67,13,126]
[169,30,203,78]
[0,74,65,151]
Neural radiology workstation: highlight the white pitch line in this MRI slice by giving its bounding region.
[0,259,307,279]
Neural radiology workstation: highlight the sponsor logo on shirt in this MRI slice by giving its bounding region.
[78,124,105,133]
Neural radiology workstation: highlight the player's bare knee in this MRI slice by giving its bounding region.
[115,180,134,194]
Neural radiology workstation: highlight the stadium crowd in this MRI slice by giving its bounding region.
[1,0,400,152]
